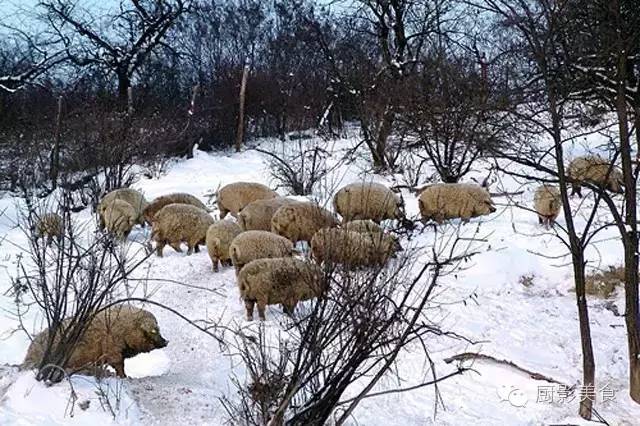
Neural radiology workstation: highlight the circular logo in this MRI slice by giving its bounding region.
[497,385,529,408]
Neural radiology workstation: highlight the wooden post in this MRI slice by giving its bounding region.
[50,95,63,189]
[235,62,250,152]
[185,84,200,159]
[189,83,200,117]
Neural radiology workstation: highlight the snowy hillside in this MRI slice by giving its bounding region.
[1,132,639,426]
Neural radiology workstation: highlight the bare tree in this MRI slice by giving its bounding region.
[40,0,189,108]
[564,0,640,404]
[307,0,450,171]
[61,102,145,209]
[474,0,597,419]
[0,30,63,93]
[401,51,509,183]
[0,54,59,93]
[353,0,448,171]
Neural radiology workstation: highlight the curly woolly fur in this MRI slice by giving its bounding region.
[237,197,297,231]
[98,188,148,228]
[206,220,242,272]
[103,199,137,240]
[21,305,167,378]
[35,213,63,245]
[343,219,402,253]
[333,182,404,223]
[311,227,398,268]
[271,201,339,243]
[533,185,561,228]
[229,230,295,275]
[237,257,325,320]
[342,219,383,234]
[217,182,278,219]
[418,183,496,224]
[567,155,623,197]
[143,193,209,224]
[151,203,214,256]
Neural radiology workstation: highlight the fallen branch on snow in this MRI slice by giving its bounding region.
[443,352,569,386]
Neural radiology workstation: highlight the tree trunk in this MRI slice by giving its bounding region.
[117,71,131,111]
[549,92,595,420]
[442,173,458,183]
[635,107,640,161]
[236,63,249,153]
[375,106,394,171]
[616,74,640,404]
[360,114,385,169]
[50,96,63,189]
[575,254,595,419]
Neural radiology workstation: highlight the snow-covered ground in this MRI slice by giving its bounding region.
[1,129,639,425]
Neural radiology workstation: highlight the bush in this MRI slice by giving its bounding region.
[256,136,333,196]
[401,53,510,183]
[584,265,625,298]
[222,228,480,424]
[11,191,150,383]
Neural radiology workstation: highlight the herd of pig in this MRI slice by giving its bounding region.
[21,154,623,377]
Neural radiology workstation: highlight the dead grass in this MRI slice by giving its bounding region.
[584,265,625,298]
[518,273,536,288]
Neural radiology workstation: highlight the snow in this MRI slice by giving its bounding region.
[1,128,639,425]
[1,369,141,425]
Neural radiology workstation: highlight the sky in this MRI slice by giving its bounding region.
[2,0,39,29]
[0,0,348,38]
[2,0,111,27]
